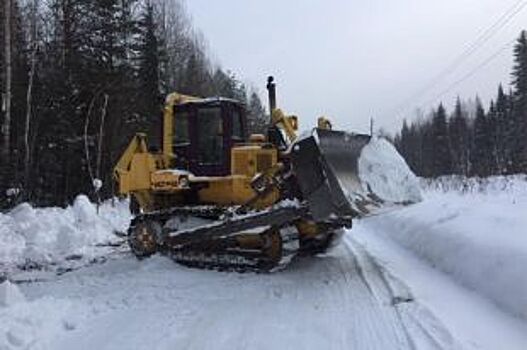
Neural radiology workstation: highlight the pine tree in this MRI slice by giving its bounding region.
[420,118,435,177]
[181,48,212,96]
[486,101,499,174]
[400,120,410,157]
[511,30,527,172]
[471,98,491,177]
[212,69,236,97]
[137,1,162,142]
[431,103,452,176]
[449,97,470,175]
[247,91,267,134]
[495,84,513,174]
[397,119,422,174]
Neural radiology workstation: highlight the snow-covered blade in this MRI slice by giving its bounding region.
[292,129,422,220]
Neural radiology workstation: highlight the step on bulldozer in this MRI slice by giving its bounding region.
[114,77,417,272]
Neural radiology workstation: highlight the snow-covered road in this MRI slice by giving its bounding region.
[2,175,527,350]
[3,237,458,350]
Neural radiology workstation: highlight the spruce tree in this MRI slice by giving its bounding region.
[471,98,491,177]
[486,101,499,174]
[449,98,470,175]
[495,85,513,174]
[212,69,236,98]
[137,1,162,142]
[247,91,267,134]
[511,30,527,172]
[431,103,452,176]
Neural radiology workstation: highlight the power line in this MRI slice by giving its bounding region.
[420,38,516,109]
[390,0,527,118]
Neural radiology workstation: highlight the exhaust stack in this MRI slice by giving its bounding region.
[267,76,277,114]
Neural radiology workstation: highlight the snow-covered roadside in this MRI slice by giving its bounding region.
[351,230,527,350]
[360,175,527,321]
[0,196,130,274]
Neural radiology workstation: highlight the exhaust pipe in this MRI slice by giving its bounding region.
[267,76,277,114]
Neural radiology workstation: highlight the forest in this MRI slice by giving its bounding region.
[2,1,527,209]
[0,0,268,208]
[394,31,527,178]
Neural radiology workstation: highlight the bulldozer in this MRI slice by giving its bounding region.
[113,77,419,272]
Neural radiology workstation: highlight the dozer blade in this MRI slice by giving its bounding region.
[291,128,422,221]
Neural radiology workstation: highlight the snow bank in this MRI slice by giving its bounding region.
[0,196,130,271]
[358,137,422,204]
[362,175,527,320]
[421,174,527,197]
[0,281,25,307]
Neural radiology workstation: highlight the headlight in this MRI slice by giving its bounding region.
[179,176,189,188]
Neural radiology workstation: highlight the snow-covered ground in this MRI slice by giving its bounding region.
[1,239,462,350]
[362,175,527,320]
[0,196,129,275]
[1,176,526,349]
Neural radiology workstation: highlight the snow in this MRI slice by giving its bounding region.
[358,137,422,205]
[155,169,192,176]
[334,136,422,217]
[0,281,25,307]
[92,179,103,192]
[5,188,20,197]
[361,175,527,321]
[0,246,462,350]
[353,225,527,350]
[0,175,526,349]
[0,195,130,272]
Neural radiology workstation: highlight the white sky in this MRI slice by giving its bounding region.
[186,0,527,134]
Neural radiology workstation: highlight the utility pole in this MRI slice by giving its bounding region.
[370,117,374,136]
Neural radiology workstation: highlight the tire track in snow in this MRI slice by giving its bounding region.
[343,240,417,350]
[8,240,461,350]
[346,236,461,350]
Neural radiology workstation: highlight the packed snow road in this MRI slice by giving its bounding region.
[2,237,458,350]
[2,175,527,350]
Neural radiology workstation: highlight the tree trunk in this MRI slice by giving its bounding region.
[24,0,39,197]
[2,0,13,191]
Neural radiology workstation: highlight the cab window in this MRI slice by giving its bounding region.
[232,109,243,141]
[197,107,223,165]
[174,110,190,145]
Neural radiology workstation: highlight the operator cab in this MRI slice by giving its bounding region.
[172,98,248,177]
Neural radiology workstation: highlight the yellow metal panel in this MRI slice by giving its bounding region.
[271,108,298,143]
[231,145,278,178]
[163,103,173,157]
[197,176,255,205]
[128,153,157,191]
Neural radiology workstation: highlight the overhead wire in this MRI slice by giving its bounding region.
[420,38,516,109]
[389,0,527,118]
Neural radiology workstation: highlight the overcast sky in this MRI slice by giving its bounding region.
[186,0,527,134]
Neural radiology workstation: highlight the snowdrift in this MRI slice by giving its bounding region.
[363,175,527,320]
[0,196,130,272]
[358,137,422,205]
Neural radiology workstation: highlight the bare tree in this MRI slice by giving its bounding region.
[2,0,13,190]
[24,0,39,196]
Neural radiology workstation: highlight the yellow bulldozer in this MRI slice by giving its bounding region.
[113,77,417,272]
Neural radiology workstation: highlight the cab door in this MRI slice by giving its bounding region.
[173,101,247,177]
[192,104,229,176]
[172,105,192,170]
